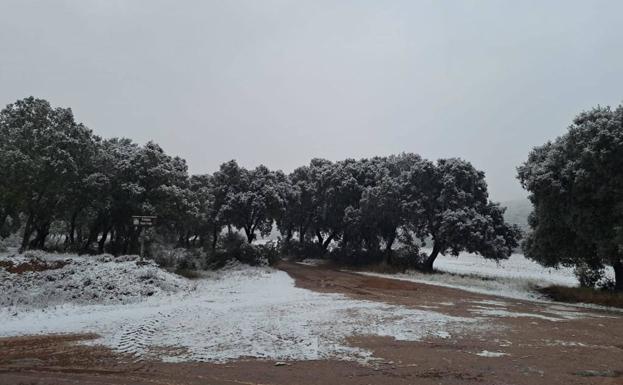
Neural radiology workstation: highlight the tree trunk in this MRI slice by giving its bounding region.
[68,210,78,245]
[614,260,623,292]
[299,226,305,243]
[212,227,219,251]
[0,210,7,232]
[315,231,324,246]
[384,234,396,253]
[422,242,441,273]
[20,212,35,253]
[322,233,336,252]
[76,226,83,244]
[98,227,111,253]
[383,248,393,265]
[244,226,254,243]
[81,228,99,254]
[34,222,50,249]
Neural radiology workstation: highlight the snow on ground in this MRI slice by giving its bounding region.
[476,350,508,357]
[0,259,482,363]
[296,258,328,267]
[357,251,581,302]
[0,252,192,310]
[433,252,578,286]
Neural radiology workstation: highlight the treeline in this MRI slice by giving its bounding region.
[0,97,521,271]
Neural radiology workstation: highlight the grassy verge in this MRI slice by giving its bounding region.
[539,285,623,308]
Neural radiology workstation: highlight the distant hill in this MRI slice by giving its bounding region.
[501,198,532,232]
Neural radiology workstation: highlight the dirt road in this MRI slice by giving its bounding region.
[1,262,622,385]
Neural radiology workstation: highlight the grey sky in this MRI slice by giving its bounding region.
[1,0,622,201]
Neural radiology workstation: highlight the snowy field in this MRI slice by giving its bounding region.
[0,251,614,363]
[0,252,192,310]
[357,251,591,302]
[0,252,483,363]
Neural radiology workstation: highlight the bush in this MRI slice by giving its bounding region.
[329,246,384,266]
[152,247,205,270]
[22,249,49,260]
[598,278,617,291]
[387,247,424,271]
[280,239,325,260]
[207,232,281,268]
[219,232,247,253]
[574,263,605,288]
[325,244,423,271]
[2,233,21,249]
[95,253,116,263]
[255,241,280,266]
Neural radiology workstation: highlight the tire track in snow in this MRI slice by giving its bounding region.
[116,311,171,361]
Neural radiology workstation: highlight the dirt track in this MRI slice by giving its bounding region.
[1,262,623,385]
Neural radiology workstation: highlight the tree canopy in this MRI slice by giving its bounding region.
[518,105,623,291]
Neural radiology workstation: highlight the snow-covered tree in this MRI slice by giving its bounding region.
[402,158,521,272]
[0,97,97,251]
[187,174,219,249]
[518,105,623,291]
[308,159,363,252]
[219,163,284,243]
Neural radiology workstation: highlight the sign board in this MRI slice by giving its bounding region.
[132,216,157,226]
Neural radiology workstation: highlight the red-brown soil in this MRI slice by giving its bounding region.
[1,262,622,385]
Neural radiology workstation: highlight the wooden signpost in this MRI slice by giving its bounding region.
[132,216,157,260]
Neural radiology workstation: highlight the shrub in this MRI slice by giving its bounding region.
[574,263,605,288]
[219,232,247,252]
[280,239,325,260]
[387,247,424,271]
[95,253,116,263]
[207,233,281,268]
[2,233,21,249]
[152,247,205,270]
[329,246,384,266]
[255,241,280,266]
[22,249,48,260]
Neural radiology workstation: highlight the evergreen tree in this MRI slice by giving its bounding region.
[518,105,623,291]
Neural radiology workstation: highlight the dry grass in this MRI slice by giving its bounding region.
[0,258,68,274]
[539,285,623,308]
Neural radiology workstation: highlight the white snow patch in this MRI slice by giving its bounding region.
[355,251,622,311]
[356,252,580,302]
[433,331,451,339]
[0,264,483,363]
[296,258,327,267]
[544,340,588,347]
[471,300,508,307]
[0,252,192,310]
[476,350,508,357]
[469,308,565,322]
[431,252,579,287]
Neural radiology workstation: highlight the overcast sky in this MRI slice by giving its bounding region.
[1,0,622,201]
